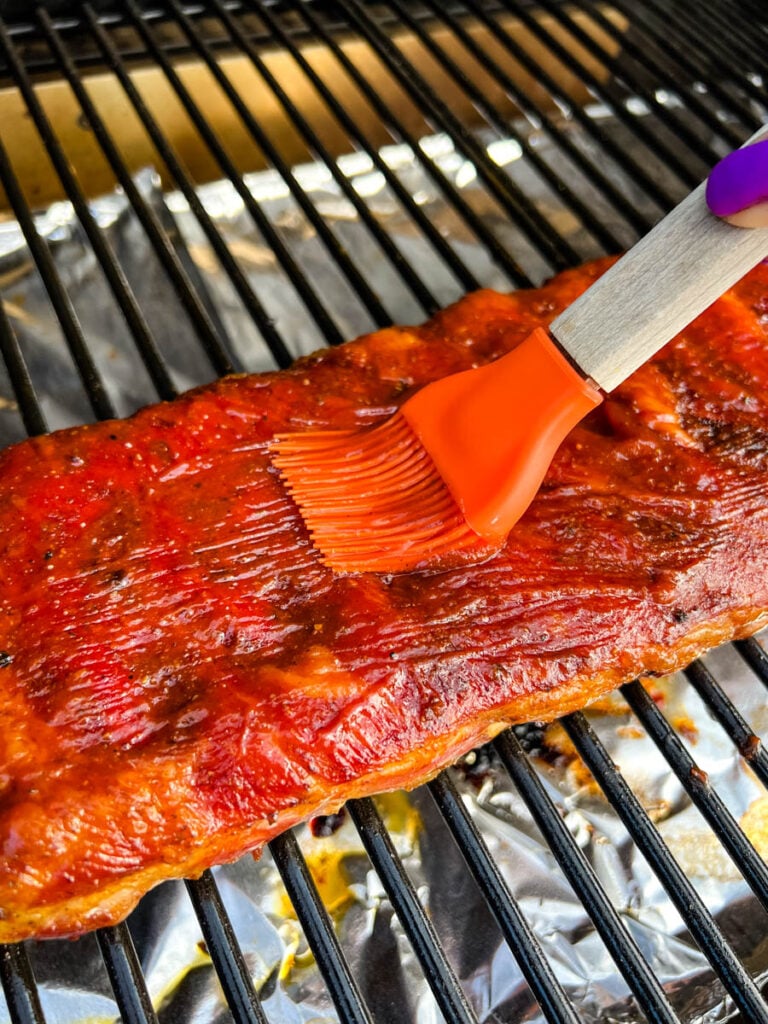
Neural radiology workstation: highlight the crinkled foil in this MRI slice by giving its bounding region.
[1,109,767,1024]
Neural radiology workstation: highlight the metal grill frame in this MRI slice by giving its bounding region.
[0,3,766,1023]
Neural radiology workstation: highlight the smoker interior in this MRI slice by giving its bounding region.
[0,2,767,1022]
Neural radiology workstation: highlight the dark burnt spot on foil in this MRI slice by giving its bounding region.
[0,652,12,668]
[454,743,499,788]
[512,724,548,757]
[309,810,347,837]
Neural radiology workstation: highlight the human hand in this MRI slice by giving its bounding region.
[706,130,768,228]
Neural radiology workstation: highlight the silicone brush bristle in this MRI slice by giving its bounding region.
[271,413,483,573]
[272,328,603,574]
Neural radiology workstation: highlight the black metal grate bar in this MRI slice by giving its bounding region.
[494,730,680,1024]
[80,1,289,368]
[0,945,46,1024]
[0,19,177,401]
[153,189,236,348]
[0,303,47,438]
[619,679,768,911]
[201,0,441,319]
[578,0,762,135]
[681,0,765,71]
[240,0,462,311]
[428,770,582,1024]
[460,0,676,214]
[589,2,758,141]
[684,660,768,790]
[731,0,768,45]
[639,0,767,108]
[35,7,235,382]
[170,0,407,325]
[269,832,374,1024]
[185,871,269,1024]
[336,0,574,278]
[735,637,768,688]
[0,130,113,419]
[0,4,324,75]
[494,0,703,190]
[347,796,479,1024]
[253,0,482,295]
[381,0,585,264]
[293,0,526,287]
[567,701,768,1024]
[535,0,744,158]
[125,0,348,348]
[329,0,534,284]
[441,0,655,239]
[96,924,159,1024]
[418,0,630,251]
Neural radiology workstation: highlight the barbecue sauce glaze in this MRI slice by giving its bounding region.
[1,258,768,940]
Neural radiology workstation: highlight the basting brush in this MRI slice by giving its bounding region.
[272,135,768,574]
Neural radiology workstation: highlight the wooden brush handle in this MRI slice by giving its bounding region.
[551,127,768,393]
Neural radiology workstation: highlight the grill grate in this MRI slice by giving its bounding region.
[0,2,766,1022]
[562,705,768,1023]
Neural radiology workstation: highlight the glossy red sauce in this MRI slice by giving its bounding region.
[1,258,768,940]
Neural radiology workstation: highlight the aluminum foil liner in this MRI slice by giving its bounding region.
[0,107,767,1024]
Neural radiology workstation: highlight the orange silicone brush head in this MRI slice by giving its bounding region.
[272,414,483,573]
[272,327,602,574]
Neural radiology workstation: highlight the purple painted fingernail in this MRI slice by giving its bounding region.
[706,137,768,217]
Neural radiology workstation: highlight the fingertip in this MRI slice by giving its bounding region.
[721,200,768,229]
